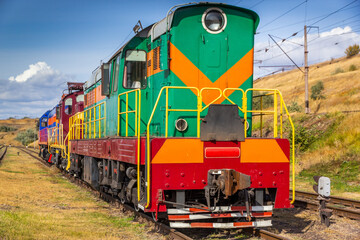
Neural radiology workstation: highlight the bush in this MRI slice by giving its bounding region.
[349,64,358,71]
[311,81,325,100]
[0,125,17,132]
[345,44,360,58]
[287,101,302,113]
[289,124,318,153]
[332,67,344,75]
[15,129,38,146]
[252,92,274,110]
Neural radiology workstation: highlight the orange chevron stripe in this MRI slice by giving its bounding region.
[170,42,254,105]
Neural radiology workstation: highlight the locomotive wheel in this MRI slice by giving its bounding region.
[151,212,158,222]
[134,203,140,212]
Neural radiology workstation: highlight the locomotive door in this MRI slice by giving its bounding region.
[199,34,228,91]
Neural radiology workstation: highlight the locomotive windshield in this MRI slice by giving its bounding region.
[41,118,47,128]
[123,50,147,89]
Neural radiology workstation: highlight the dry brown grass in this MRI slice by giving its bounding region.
[0,148,165,240]
[255,54,360,113]
[255,55,360,198]
[0,118,38,147]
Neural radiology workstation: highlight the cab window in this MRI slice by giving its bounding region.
[123,50,147,89]
[41,118,47,128]
[65,98,73,115]
[76,94,84,103]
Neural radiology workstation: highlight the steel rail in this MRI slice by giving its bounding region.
[14,146,193,240]
[244,228,290,240]
[293,197,360,220]
[257,229,291,240]
[293,189,360,209]
[0,146,7,162]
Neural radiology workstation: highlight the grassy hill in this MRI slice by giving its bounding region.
[0,118,38,147]
[254,54,360,198]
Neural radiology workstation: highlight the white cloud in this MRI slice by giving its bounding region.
[254,26,360,79]
[0,62,80,119]
[8,61,56,82]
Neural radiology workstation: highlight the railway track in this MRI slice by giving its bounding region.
[15,146,290,240]
[292,190,360,220]
[15,146,193,240]
[248,229,291,240]
[0,145,7,163]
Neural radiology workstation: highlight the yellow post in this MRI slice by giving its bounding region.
[165,87,169,138]
[126,93,129,137]
[243,94,248,138]
[280,91,283,138]
[260,96,263,137]
[98,104,101,138]
[137,91,141,201]
[197,93,202,138]
[135,91,138,136]
[117,95,120,136]
[273,91,277,138]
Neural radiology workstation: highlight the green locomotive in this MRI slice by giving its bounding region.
[47,2,296,229]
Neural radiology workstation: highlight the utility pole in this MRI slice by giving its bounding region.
[304,25,310,114]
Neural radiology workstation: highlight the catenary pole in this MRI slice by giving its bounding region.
[304,25,310,114]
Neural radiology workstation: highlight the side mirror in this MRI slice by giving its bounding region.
[56,106,60,120]
[101,63,110,96]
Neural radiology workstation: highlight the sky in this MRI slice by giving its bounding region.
[0,0,359,119]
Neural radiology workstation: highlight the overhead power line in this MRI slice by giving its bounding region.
[258,0,307,30]
[268,34,304,73]
[311,0,358,25]
[249,0,265,9]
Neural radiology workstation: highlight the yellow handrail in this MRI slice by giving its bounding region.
[231,88,296,204]
[145,86,223,208]
[66,111,84,170]
[223,88,247,136]
[118,89,141,137]
[84,101,106,139]
[164,86,200,138]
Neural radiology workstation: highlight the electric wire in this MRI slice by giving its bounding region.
[249,0,265,9]
[310,0,358,25]
[258,0,308,30]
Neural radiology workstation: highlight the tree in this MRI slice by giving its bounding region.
[311,81,325,100]
[345,44,360,58]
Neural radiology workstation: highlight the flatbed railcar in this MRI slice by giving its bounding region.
[40,2,296,229]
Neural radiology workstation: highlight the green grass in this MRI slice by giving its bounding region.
[298,152,360,192]
[0,169,25,174]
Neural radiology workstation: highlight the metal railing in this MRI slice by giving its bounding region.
[66,112,84,170]
[144,86,223,208]
[223,88,296,204]
[118,89,141,137]
[117,90,142,201]
[84,101,106,139]
[47,124,64,152]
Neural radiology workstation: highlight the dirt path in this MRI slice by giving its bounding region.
[0,147,165,240]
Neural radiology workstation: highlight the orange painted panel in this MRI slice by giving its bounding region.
[147,48,162,77]
[152,139,204,164]
[95,85,105,102]
[240,139,289,163]
[169,42,254,105]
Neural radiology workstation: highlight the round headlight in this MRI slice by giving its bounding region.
[202,8,227,34]
[205,11,224,31]
[175,119,188,132]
